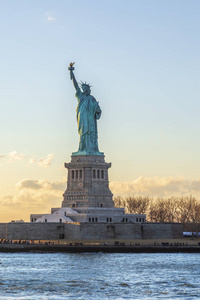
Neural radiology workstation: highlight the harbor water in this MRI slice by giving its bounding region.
[0,252,200,299]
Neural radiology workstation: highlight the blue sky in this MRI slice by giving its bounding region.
[1,0,200,221]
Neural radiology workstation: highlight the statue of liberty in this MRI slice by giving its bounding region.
[68,63,103,156]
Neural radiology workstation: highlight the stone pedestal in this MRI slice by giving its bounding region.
[62,155,114,208]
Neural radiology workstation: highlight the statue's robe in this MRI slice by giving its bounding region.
[75,88,101,153]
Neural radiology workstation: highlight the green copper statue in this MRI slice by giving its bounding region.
[68,63,103,156]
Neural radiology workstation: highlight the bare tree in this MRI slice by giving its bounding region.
[114,196,126,209]
[125,196,150,214]
[165,197,179,222]
[114,194,200,224]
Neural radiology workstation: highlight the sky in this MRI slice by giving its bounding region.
[1,0,200,222]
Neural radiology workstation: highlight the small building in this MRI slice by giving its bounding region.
[31,207,146,224]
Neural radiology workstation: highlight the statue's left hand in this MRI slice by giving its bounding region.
[96,106,101,113]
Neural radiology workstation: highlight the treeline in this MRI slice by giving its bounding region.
[114,195,200,223]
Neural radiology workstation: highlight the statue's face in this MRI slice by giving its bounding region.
[82,85,91,95]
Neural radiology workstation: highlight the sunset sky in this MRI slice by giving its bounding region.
[1,0,200,222]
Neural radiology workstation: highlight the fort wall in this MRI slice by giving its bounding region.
[0,222,183,240]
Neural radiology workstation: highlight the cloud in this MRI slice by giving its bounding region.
[38,153,54,167]
[110,176,200,198]
[0,194,14,205]
[16,179,65,191]
[16,179,44,190]
[8,151,26,161]
[0,151,54,168]
[47,16,55,22]
[0,178,66,221]
[28,157,37,165]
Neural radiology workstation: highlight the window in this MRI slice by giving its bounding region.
[97,170,100,178]
[139,218,141,222]
[93,170,96,178]
[31,218,33,222]
[92,217,94,222]
[72,204,76,207]
[76,170,78,179]
[79,169,82,179]
[89,218,91,222]
[45,219,47,222]
[101,170,104,179]
[106,218,112,222]
[126,218,128,222]
[72,170,74,179]
[100,204,103,207]
[136,218,138,222]
[95,218,98,222]
[142,218,145,222]
[60,219,62,223]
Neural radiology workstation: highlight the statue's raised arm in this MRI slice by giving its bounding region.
[68,62,79,91]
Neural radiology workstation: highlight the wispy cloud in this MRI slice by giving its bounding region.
[38,153,54,167]
[110,176,200,198]
[16,179,65,191]
[48,16,56,22]
[0,194,13,205]
[8,151,26,161]
[16,179,44,190]
[45,10,56,22]
[0,151,54,168]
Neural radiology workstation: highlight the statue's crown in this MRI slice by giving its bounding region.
[80,81,92,88]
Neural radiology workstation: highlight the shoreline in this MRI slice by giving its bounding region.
[1,243,200,253]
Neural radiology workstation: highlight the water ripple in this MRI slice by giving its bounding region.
[0,253,200,299]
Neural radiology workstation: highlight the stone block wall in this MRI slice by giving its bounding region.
[183,223,200,232]
[142,223,183,239]
[0,222,183,241]
[0,223,81,240]
[62,155,114,208]
[0,223,7,239]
